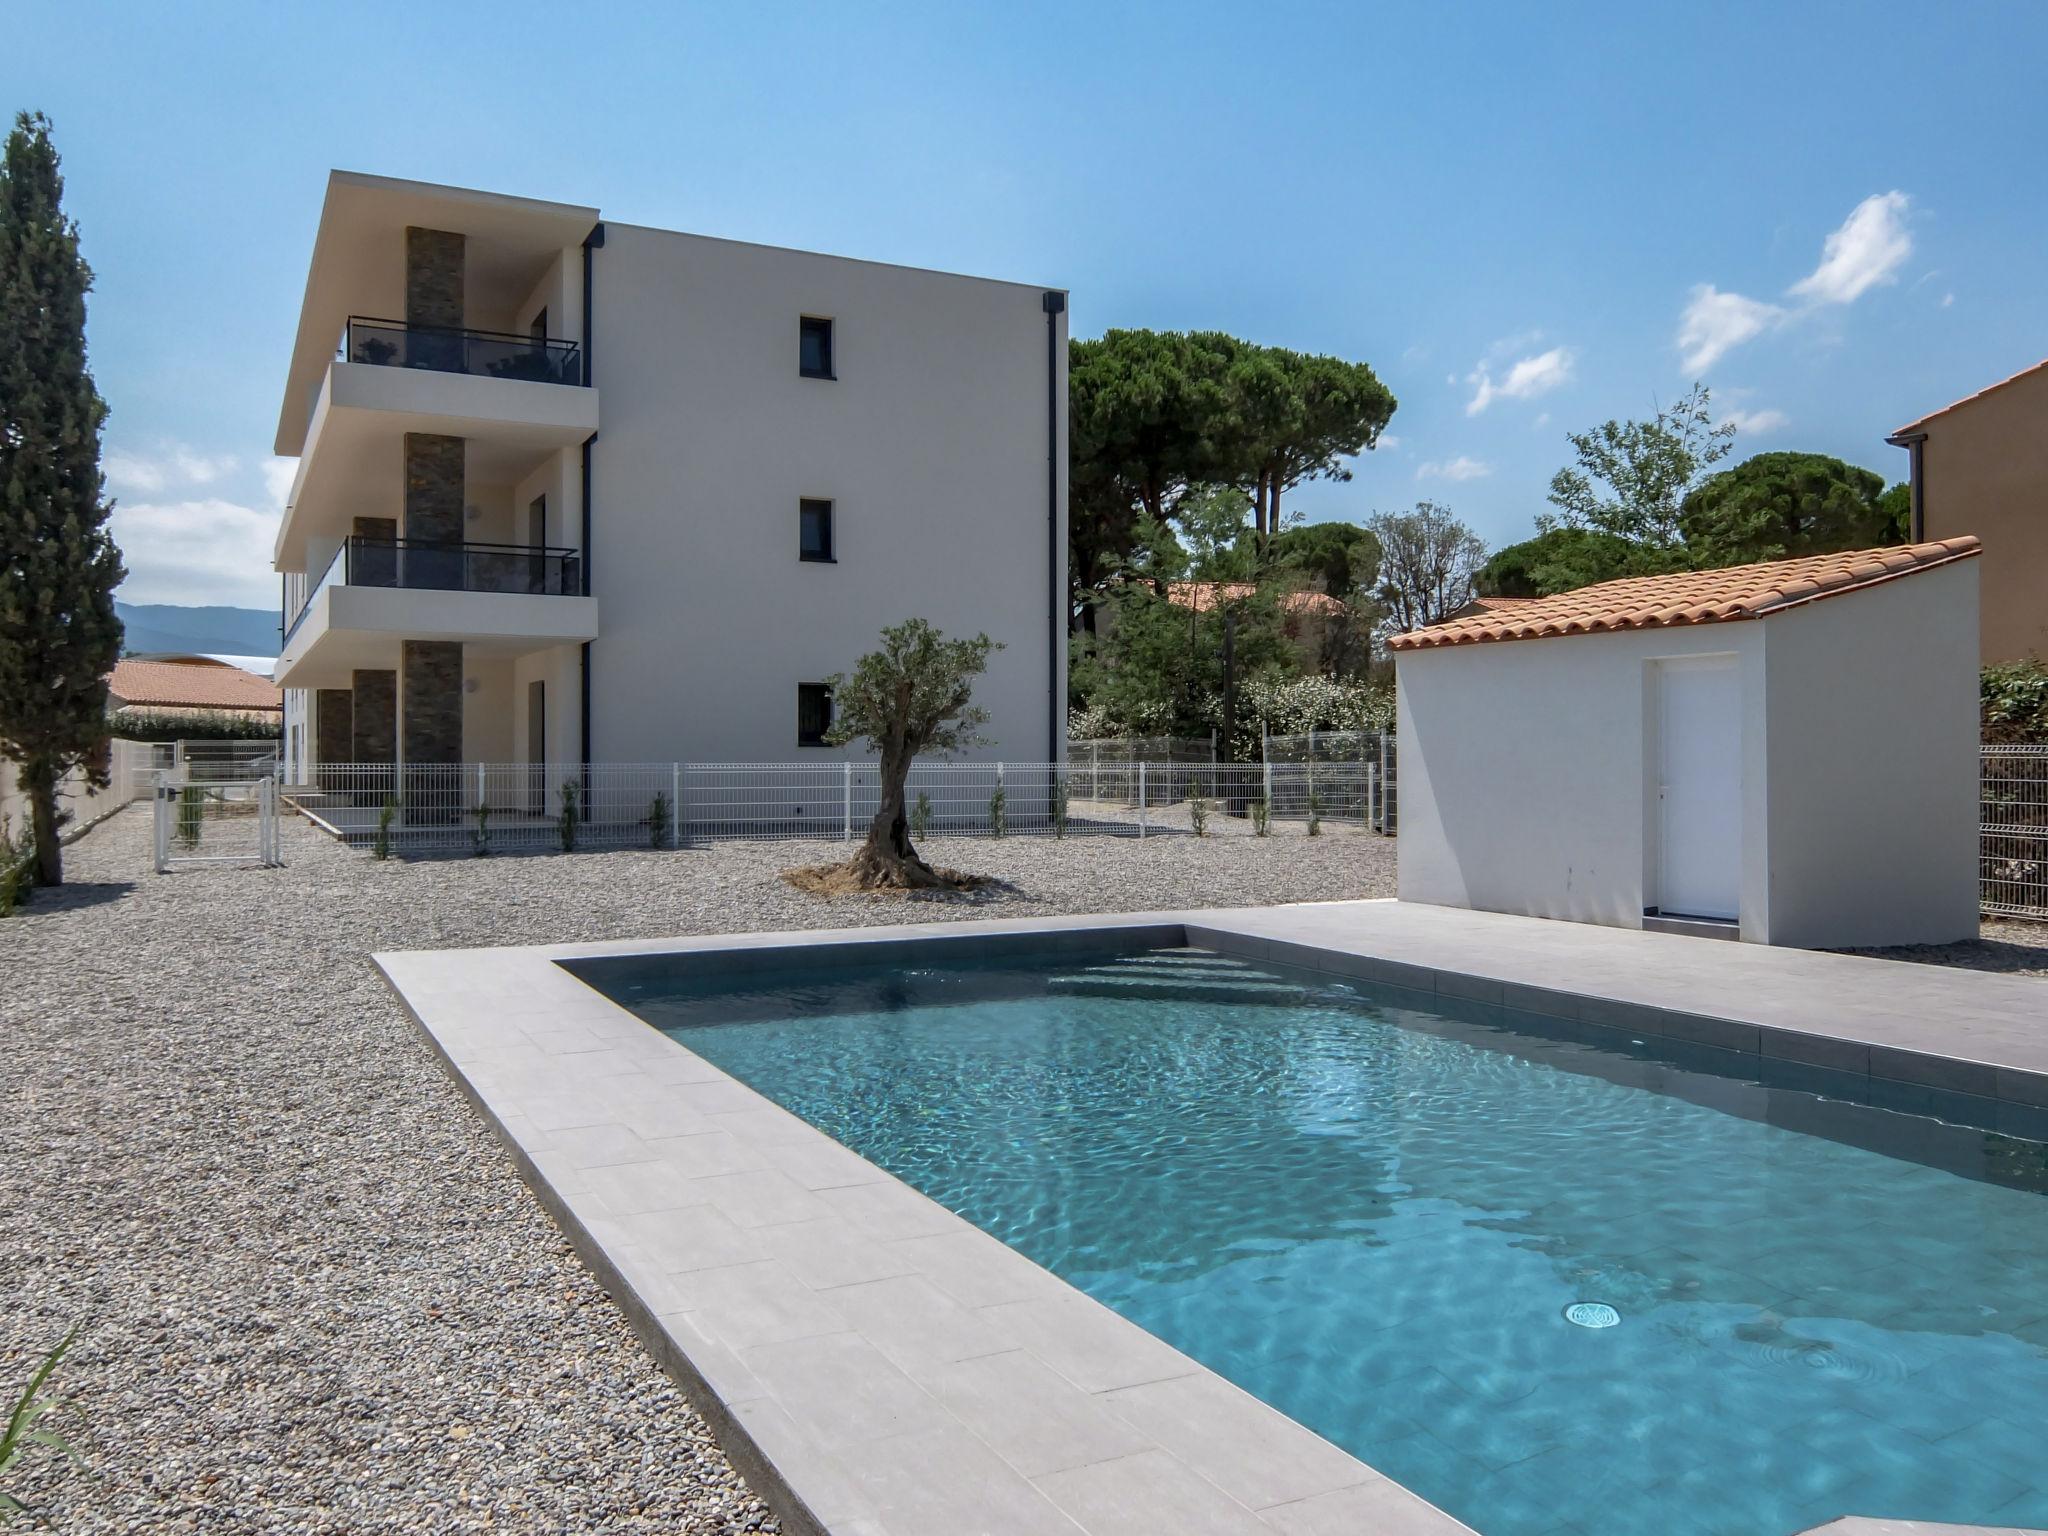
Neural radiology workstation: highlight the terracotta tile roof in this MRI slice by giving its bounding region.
[1448,594,1541,619]
[1891,357,2048,435]
[108,657,282,713]
[1164,581,1349,617]
[1388,538,1981,652]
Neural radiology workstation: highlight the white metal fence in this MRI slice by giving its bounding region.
[1982,744,2048,919]
[153,775,282,872]
[285,759,1394,854]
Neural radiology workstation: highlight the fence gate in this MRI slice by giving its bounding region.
[1982,745,2048,918]
[154,774,282,873]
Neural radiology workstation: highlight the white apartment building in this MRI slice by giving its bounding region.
[273,172,1068,802]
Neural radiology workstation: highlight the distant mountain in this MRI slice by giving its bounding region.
[117,602,280,660]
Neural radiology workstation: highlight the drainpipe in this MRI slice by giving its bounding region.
[1042,291,1066,764]
[578,218,603,787]
[1885,430,1928,542]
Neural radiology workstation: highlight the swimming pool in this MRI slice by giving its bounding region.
[610,944,2048,1536]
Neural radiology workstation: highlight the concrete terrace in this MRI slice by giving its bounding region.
[380,899,2048,1536]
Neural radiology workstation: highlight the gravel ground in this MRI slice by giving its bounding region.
[0,805,1396,1533]
[1843,915,2048,978]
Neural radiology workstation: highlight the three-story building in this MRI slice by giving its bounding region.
[273,171,1068,796]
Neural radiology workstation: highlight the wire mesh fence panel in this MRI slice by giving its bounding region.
[176,738,283,782]
[290,757,1399,854]
[289,764,682,853]
[153,775,280,871]
[1982,745,2048,918]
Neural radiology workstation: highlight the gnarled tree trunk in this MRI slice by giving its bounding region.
[847,686,945,889]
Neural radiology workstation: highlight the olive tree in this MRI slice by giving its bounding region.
[825,619,998,888]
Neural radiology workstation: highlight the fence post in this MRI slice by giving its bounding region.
[671,763,683,849]
[1379,733,1393,835]
[1263,756,1273,811]
[1091,741,1100,801]
[1138,762,1147,839]
[842,761,853,842]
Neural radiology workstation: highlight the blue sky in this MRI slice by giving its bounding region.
[7,1,2045,610]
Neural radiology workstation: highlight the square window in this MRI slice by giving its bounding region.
[800,498,834,562]
[800,316,834,379]
[797,682,833,748]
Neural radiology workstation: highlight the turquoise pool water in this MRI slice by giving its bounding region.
[612,946,2048,1536]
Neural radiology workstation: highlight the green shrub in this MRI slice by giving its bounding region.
[988,784,1007,838]
[471,800,492,857]
[372,796,399,860]
[1251,796,1271,836]
[1306,787,1322,838]
[1983,659,2048,744]
[109,707,280,743]
[175,785,205,850]
[0,1323,82,1524]
[558,780,580,853]
[1189,796,1208,836]
[647,791,672,850]
[910,791,932,840]
[1050,774,1069,839]
[0,818,34,917]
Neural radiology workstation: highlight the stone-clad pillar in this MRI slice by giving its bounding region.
[350,668,397,807]
[404,227,465,331]
[402,640,465,819]
[402,435,464,545]
[314,689,352,791]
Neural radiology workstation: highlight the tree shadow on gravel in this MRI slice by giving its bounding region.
[13,880,135,915]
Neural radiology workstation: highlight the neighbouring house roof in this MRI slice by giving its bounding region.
[1163,581,1349,618]
[1891,357,2048,436]
[1387,538,1981,652]
[108,656,284,713]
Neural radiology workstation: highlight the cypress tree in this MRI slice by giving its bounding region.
[0,112,125,887]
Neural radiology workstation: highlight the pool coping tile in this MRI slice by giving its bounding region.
[377,897,2044,1536]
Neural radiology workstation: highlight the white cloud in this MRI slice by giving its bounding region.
[1465,345,1576,416]
[1674,192,1915,374]
[1415,455,1493,483]
[104,442,239,496]
[1533,412,1552,429]
[262,457,298,505]
[1376,434,1402,451]
[1723,406,1790,435]
[1677,285,1787,373]
[1788,191,1913,305]
[1940,291,1955,309]
[111,496,284,608]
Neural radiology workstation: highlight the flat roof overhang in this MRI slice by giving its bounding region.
[274,170,599,457]
[275,585,599,690]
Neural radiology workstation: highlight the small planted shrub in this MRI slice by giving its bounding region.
[910,790,932,840]
[988,784,1006,839]
[647,791,672,850]
[1189,796,1209,837]
[558,780,580,853]
[1,1324,82,1523]
[1251,796,1271,837]
[176,784,205,850]
[372,796,399,860]
[1050,774,1069,839]
[471,799,492,857]
[1306,787,1323,838]
[0,818,33,917]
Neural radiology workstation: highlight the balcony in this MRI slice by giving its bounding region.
[277,536,599,690]
[340,316,583,387]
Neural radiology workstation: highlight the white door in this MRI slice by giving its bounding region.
[1655,656,1742,920]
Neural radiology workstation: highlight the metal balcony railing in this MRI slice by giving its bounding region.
[284,536,584,641]
[339,316,584,386]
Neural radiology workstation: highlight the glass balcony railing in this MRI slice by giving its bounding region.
[339,316,584,386]
[284,537,583,642]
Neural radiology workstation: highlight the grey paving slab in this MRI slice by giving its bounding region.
[376,895,2041,1536]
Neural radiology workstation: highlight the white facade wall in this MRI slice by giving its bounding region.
[586,225,1066,765]
[1395,562,1980,947]
[1396,625,1768,933]
[1758,562,1979,947]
